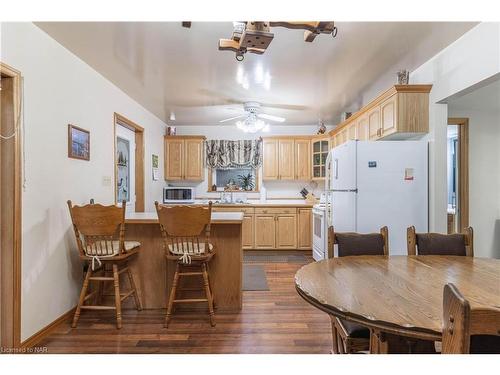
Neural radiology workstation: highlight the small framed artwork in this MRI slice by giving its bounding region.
[68,124,90,160]
[152,154,159,181]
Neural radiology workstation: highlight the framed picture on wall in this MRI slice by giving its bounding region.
[68,124,90,160]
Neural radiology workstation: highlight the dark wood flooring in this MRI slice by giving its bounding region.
[37,256,332,354]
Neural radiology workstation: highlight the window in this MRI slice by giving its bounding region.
[209,167,258,191]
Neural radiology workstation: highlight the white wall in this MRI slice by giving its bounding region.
[1,22,167,341]
[174,125,331,199]
[447,108,500,258]
[409,23,500,236]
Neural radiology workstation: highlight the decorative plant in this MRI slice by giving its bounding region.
[238,173,255,191]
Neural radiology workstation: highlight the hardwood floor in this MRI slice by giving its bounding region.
[37,256,332,353]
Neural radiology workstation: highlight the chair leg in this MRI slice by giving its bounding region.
[72,265,92,328]
[165,263,180,328]
[202,263,216,327]
[337,331,346,354]
[112,263,122,329]
[206,262,215,308]
[330,315,339,354]
[126,265,143,311]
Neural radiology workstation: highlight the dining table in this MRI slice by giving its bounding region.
[295,255,500,353]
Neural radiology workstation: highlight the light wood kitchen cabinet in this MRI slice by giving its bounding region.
[328,85,431,142]
[164,136,205,181]
[380,94,397,137]
[278,139,295,180]
[347,123,357,140]
[312,137,329,179]
[357,115,368,141]
[165,138,184,180]
[297,208,312,249]
[276,214,297,249]
[368,106,381,140]
[254,213,276,249]
[262,138,279,180]
[242,214,255,249]
[295,138,311,180]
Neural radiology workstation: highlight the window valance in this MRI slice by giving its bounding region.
[205,139,262,169]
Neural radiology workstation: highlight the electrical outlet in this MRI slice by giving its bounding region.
[102,176,112,187]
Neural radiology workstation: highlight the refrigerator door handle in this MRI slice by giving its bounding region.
[334,158,339,180]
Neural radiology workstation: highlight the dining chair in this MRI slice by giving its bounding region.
[155,201,216,328]
[327,226,388,354]
[442,283,500,354]
[407,226,474,256]
[67,200,143,329]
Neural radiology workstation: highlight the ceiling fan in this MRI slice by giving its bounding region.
[219,102,286,133]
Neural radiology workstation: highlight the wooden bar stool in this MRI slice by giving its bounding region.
[155,201,216,328]
[327,226,389,354]
[67,200,143,329]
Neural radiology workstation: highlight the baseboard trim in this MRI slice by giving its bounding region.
[20,306,76,348]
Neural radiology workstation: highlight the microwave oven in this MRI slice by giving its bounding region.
[163,187,195,204]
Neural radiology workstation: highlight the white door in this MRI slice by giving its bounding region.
[116,125,136,211]
[331,141,357,191]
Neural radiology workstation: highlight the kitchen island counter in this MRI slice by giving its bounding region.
[124,211,243,311]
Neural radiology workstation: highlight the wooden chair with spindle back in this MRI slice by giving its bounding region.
[442,283,500,354]
[155,201,216,328]
[327,226,389,354]
[407,226,474,256]
[67,200,143,329]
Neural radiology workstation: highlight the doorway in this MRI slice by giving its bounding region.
[447,118,469,233]
[0,62,22,348]
[114,113,145,212]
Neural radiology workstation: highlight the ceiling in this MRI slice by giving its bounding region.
[448,78,500,112]
[36,22,477,126]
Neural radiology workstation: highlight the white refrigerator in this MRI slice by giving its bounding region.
[325,140,428,255]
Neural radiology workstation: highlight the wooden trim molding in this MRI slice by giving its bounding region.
[113,113,145,212]
[448,118,469,231]
[0,62,22,348]
[20,307,76,349]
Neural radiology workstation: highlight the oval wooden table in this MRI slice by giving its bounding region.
[295,256,500,353]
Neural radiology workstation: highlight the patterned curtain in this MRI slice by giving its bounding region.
[205,139,262,169]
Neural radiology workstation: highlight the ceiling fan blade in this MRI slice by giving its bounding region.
[257,113,286,122]
[260,102,310,111]
[198,89,245,105]
[219,114,246,123]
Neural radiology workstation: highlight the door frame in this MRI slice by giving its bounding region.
[0,62,22,348]
[113,113,145,212]
[448,117,469,231]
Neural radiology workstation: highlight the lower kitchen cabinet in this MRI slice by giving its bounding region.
[242,214,255,249]
[297,208,312,249]
[254,214,276,249]
[276,214,297,249]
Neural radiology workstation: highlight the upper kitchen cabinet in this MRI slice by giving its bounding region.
[262,137,310,181]
[278,139,295,180]
[294,138,311,180]
[164,136,205,181]
[329,85,432,145]
[312,137,329,180]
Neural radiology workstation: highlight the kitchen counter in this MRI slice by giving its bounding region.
[125,211,244,224]
[124,210,243,311]
[191,199,316,208]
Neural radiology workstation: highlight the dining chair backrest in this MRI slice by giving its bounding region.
[155,201,212,258]
[442,283,500,354]
[329,226,389,257]
[67,200,126,257]
[407,226,473,256]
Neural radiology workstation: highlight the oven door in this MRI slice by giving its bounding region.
[312,208,326,261]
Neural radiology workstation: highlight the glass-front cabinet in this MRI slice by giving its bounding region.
[312,138,329,180]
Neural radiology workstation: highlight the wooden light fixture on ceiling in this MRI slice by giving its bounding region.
[217,21,337,61]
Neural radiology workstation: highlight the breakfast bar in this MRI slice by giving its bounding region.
[124,211,243,311]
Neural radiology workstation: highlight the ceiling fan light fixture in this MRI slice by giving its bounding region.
[235,117,268,133]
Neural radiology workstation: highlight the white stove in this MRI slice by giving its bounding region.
[312,203,328,261]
